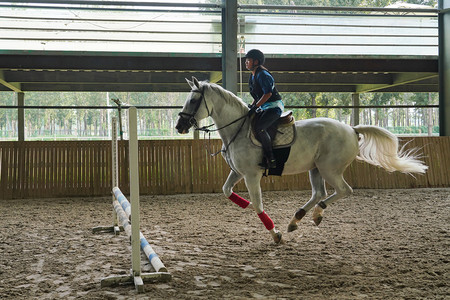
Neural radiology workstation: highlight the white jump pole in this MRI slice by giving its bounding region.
[113,186,131,220]
[111,117,120,234]
[128,106,142,287]
[109,187,168,273]
[113,197,131,237]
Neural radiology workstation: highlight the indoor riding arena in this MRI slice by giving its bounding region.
[1,1,449,300]
[1,139,449,299]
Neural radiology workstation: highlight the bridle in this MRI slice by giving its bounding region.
[178,87,249,156]
[177,89,210,130]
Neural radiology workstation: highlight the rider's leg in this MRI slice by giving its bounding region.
[255,108,281,168]
[257,130,277,168]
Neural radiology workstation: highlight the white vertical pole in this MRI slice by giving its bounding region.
[111,117,119,231]
[128,107,141,280]
[106,92,111,139]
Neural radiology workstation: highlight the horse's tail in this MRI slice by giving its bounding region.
[353,125,427,174]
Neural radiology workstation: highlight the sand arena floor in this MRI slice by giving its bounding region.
[0,188,449,299]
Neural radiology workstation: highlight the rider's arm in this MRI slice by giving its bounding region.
[255,70,274,107]
[255,93,272,107]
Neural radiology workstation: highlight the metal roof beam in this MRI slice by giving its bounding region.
[272,72,392,85]
[8,83,191,92]
[3,70,213,84]
[0,54,222,71]
[0,70,21,92]
[356,72,437,93]
[266,57,438,73]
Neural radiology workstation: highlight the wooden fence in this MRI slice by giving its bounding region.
[0,137,449,199]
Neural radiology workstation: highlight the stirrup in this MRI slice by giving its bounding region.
[268,159,277,169]
[259,158,277,169]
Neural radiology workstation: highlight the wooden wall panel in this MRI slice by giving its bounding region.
[0,137,448,199]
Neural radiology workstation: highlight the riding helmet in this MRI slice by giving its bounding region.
[245,49,265,65]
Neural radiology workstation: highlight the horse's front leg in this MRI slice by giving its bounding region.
[223,170,252,209]
[244,174,283,244]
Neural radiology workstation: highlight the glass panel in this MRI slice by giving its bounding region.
[0,3,222,54]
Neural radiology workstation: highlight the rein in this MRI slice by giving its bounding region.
[197,114,248,157]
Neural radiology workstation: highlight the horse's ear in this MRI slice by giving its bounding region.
[186,78,195,90]
[192,77,200,90]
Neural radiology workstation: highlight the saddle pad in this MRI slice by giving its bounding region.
[249,123,296,149]
[268,147,291,176]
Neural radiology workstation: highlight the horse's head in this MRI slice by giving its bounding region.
[176,77,210,134]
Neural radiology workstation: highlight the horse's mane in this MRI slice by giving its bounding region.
[200,81,248,111]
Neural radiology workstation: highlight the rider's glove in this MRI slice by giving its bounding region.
[248,104,257,116]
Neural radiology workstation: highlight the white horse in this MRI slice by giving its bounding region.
[175,77,427,244]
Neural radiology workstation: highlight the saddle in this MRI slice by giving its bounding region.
[250,110,296,149]
[278,111,295,126]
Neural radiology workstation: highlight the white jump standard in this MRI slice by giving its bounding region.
[93,107,171,293]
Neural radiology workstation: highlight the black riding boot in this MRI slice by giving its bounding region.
[257,129,277,169]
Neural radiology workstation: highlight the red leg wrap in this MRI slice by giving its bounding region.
[258,211,275,231]
[228,192,250,209]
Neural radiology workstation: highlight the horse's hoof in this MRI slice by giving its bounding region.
[312,206,324,226]
[273,231,283,244]
[287,223,298,232]
[314,216,323,226]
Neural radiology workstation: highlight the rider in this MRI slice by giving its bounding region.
[245,49,284,169]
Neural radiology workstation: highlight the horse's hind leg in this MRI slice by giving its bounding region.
[312,170,353,226]
[288,168,327,232]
